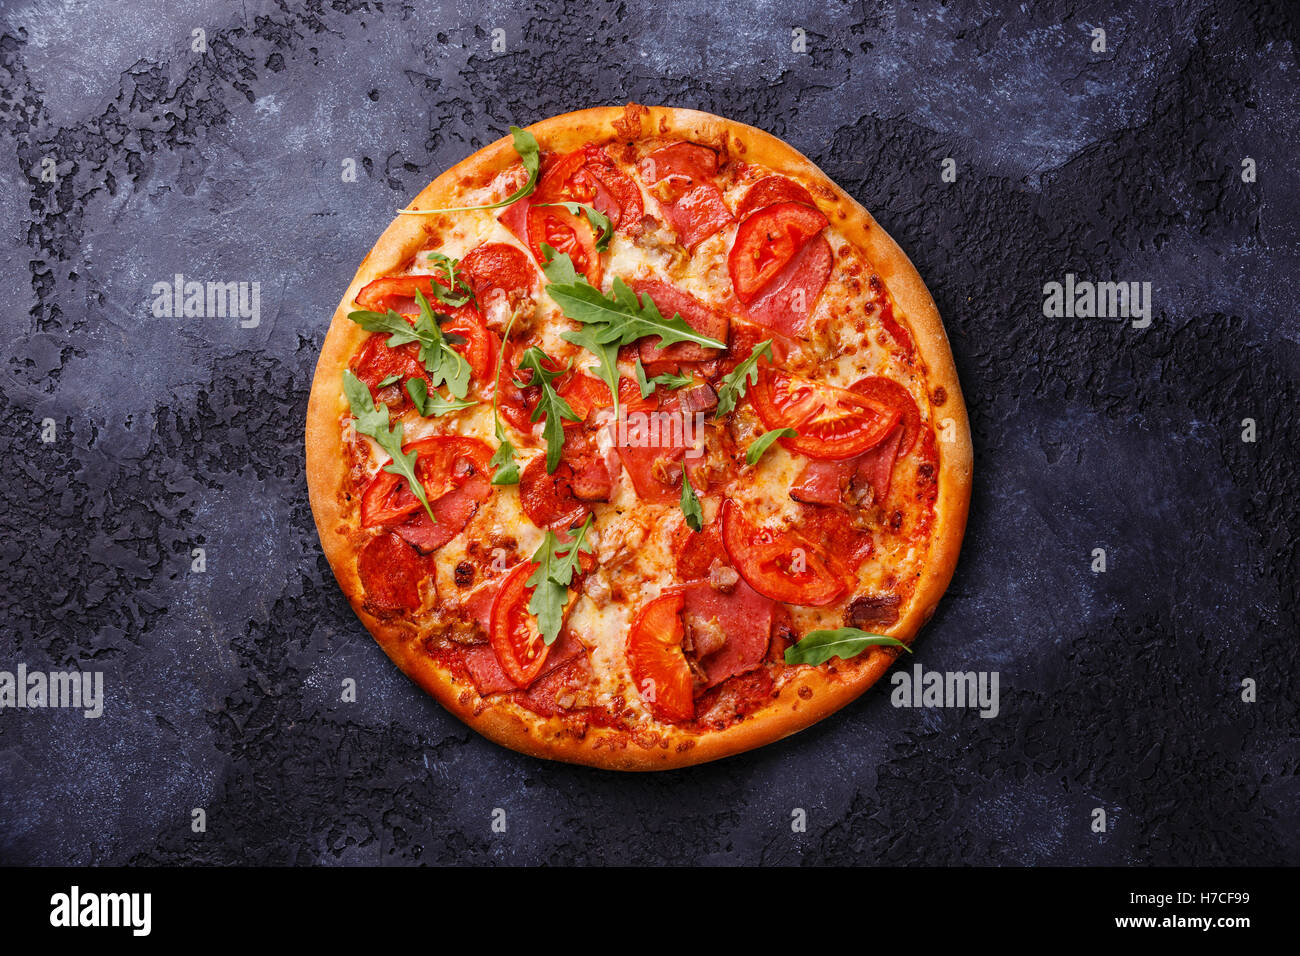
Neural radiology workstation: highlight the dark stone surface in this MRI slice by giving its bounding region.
[0,0,1296,865]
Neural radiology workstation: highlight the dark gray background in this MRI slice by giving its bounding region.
[0,0,1295,865]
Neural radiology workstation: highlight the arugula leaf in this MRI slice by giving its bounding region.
[536,201,613,251]
[714,338,773,416]
[405,378,475,418]
[425,251,475,308]
[398,126,540,215]
[377,373,401,388]
[526,515,595,644]
[514,347,579,473]
[783,628,911,666]
[342,369,436,523]
[561,325,621,421]
[488,307,524,485]
[541,249,726,351]
[679,468,704,532]
[346,290,471,400]
[746,427,797,465]
[634,357,694,398]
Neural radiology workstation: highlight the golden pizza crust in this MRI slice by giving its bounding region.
[305,104,974,770]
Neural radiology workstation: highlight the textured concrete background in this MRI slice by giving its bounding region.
[0,0,1296,865]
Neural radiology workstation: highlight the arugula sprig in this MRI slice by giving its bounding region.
[347,289,471,399]
[536,201,613,251]
[487,307,524,485]
[541,249,726,352]
[405,378,475,418]
[746,427,797,465]
[526,515,595,644]
[784,628,911,666]
[633,358,693,399]
[679,468,704,532]
[398,126,540,215]
[514,347,579,473]
[342,370,436,523]
[714,339,773,416]
[425,251,475,308]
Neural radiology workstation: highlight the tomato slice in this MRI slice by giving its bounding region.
[849,376,922,455]
[488,562,550,688]
[527,203,602,286]
[355,274,454,316]
[727,201,828,304]
[750,367,901,461]
[719,499,847,607]
[626,591,695,723]
[557,372,614,421]
[360,437,495,528]
[442,309,497,383]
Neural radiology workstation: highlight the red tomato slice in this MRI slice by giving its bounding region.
[626,591,695,723]
[488,562,550,688]
[727,201,828,304]
[360,437,495,528]
[459,242,538,308]
[849,375,922,454]
[355,274,456,316]
[541,145,644,230]
[557,372,614,421]
[719,499,848,607]
[442,309,498,383]
[750,367,901,461]
[734,175,817,221]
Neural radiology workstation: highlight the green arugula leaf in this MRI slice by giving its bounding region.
[746,427,797,465]
[634,357,694,399]
[425,251,475,308]
[541,249,726,351]
[526,515,595,644]
[560,325,621,421]
[342,369,436,523]
[537,201,613,251]
[488,307,524,485]
[515,347,579,473]
[376,373,401,388]
[346,291,472,400]
[783,628,911,666]
[679,468,704,532]
[405,378,475,418]
[398,126,540,215]
[714,338,773,416]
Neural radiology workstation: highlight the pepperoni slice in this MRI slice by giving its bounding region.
[735,175,817,221]
[744,232,832,337]
[357,532,430,613]
[518,447,607,531]
[496,343,571,434]
[459,242,538,310]
[626,591,695,723]
[360,437,494,549]
[727,201,828,304]
[719,499,847,607]
[629,280,729,366]
[350,333,428,413]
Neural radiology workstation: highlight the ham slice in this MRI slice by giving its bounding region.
[393,482,484,553]
[630,280,729,365]
[682,579,774,688]
[745,233,832,336]
[464,629,587,697]
[789,421,906,508]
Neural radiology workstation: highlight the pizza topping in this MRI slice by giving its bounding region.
[679,468,704,531]
[357,532,430,613]
[538,145,644,232]
[527,203,604,286]
[681,579,773,688]
[615,396,707,504]
[348,290,473,400]
[784,627,910,666]
[720,498,847,607]
[519,452,595,530]
[459,242,539,313]
[728,201,828,304]
[743,232,832,336]
[514,347,580,472]
[350,333,428,413]
[746,427,796,466]
[526,515,595,643]
[846,593,901,629]
[489,562,552,687]
[400,126,540,215]
[751,367,900,461]
[734,175,818,221]
[629,280,729,367]
[713,337,772,416]
[626,591,695,723]
[640,142,733,250]
[674,518,728,581]
[343,369,438,523]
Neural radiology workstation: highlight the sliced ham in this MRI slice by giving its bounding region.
[682,579,774,689]
[745,233,832,336]
[789,421,905,508]
[631,280,729,365]
[640,143,734,251]
[463,629,587,697]
[854,422,906,503]
[393,481,485,553]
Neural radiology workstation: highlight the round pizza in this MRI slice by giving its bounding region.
[305,104,973,770]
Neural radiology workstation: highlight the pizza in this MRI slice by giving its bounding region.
[305,104,972,770]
